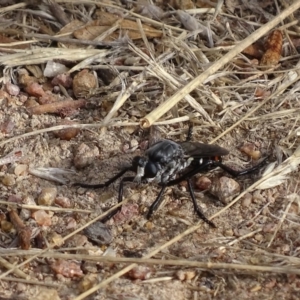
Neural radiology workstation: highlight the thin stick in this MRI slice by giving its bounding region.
[140,2,300,127]
[0,276,61,287]
[0,200,92,214]
[0,114,202,148]
[3,251,300,275]
[0,257,28,279]
[27,99,86,115]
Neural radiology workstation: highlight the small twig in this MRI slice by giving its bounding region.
[27,99,86,115]
[0,275,61,287]
[9,210,32,250]
[0,149,23,166]
[0,257,28,279]
[19,33,120,47]
[0,200,92,214]
[227,228,262,246]
[47,0,69,26]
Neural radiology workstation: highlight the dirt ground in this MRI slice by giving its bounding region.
[1,0,300,299]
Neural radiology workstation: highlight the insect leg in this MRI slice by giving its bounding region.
[185,122,194,142]
[73,167,131,188]
[146,185,167,219]
[187,179,216,227]
[212,156,268,177]
[101,176,135,222]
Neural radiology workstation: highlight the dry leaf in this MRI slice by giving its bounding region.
[74,11,162,41]
[73,23,110,41]
[56,20,85,49]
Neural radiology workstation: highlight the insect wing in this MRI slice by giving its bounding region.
[179,142,229,158]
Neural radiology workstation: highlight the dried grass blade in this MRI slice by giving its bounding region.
[0,48,108,67]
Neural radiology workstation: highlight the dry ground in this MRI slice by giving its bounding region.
[1,0,300,299]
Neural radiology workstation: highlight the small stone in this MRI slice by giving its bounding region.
[51,259,83,278]
[5,82,20,96]
[14,164,28,176]
[254,233,264,242]
[78,274,98,292]
[73,69,97,98]
[32,210,52,226]
[241,193,252,207]
[1,220,14,233]
[50,232,64,247]
[54,196,72,208]
[210,176,240,204]
[38,187,57,206]
[53,120,80,141]
[195,176,211,190]
[1,174,15,186]
[84,221,113,245]
[127,266,152,280]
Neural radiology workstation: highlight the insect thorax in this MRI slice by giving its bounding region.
[134,140,195,184]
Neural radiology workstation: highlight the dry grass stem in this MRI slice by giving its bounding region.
[2,250,300,276]
[0,48,108,67]
[0,257,28,279]
[0,276,61,287]
[0,200,92,214]
[129,42,215,125]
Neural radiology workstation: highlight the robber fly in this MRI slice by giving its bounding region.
[74,131,267,227]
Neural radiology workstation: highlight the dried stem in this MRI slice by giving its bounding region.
[27,99,86,115]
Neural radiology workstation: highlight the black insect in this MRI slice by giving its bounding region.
[74,134,267,228]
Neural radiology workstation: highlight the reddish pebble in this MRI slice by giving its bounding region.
[5,83,20,96]
[127,266,152,280]
[51,259,83,278]
[195,176,211,190]
[25,82,45,97]
[32,210,52,226]
[53,120,80,141]
[51,73,73,88]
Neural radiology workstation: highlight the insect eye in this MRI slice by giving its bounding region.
[145,162,157,178]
